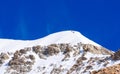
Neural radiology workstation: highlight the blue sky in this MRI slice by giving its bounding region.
[0,0,120,51]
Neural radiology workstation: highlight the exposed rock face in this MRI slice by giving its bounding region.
[45,45,60,55]
[91,64,120,74]
[29,55,35,60]
[112,49,120,60]
[0,43,118,74]
[7,49,35,74]
[0,53,9,66]
[32,45,42,54]
[83,44,113,55]
[0,53,9,60]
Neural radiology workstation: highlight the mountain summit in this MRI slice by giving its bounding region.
[0,31,100,52]
[34,31,100,46]
[0,31,120,74]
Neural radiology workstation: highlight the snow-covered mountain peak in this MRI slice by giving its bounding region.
[34,30,100,46]
[0,30,100,53]
[0,30,120,74]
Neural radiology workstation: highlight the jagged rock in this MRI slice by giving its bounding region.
[83,44,103,54]
[10,65,32,73]
[29,55,35,60]
[66,45,73,53]
[32,45,42,54]
[62,53,70,61]
[63,44,73,54]
[50,66,63,74]
[83,44,113,55]
[67,55,87,73]
[76,57,83,64]
[51,68,61,74]
[73,48,80,57]
[12,51,20,60]
[111,49,120,60]
[0,53,9,60]
[0,59,4,64]
[91,64,120,74]
[59,44,68,52]
[14,51,21,57]
[86,65,92,70]
[92,71,98,74]
[8,48,35,73]
[68,64,79,74]
[0,53,9,66]
[103,61,109,67]
[0,43,117,74]
[26,61,34,65]
[44,45,60,56]
[81,56,87,60]
[9,58,26,66]
[19,49,27,54]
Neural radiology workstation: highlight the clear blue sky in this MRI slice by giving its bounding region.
[0,0,120,51]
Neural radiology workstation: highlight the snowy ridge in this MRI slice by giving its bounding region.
[0,31,100,53]
[0,31,120,74]
[33,31,100,46]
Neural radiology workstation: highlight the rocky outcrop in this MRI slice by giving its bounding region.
[45,45,60,55]
[0,53,9,66]
[91,63,120,74]
[83,44,113,55]
[7,49,35,74]
[0,53,9,60]
[111,49,120,60]
[32,45,42,54]
[0,43,116,74]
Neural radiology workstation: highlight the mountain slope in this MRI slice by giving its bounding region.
[0,31,119,74]
[0,31,100,53]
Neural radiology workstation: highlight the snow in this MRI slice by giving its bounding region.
[0,31,100,53]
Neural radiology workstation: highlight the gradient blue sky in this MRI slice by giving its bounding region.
[0,0,120,51]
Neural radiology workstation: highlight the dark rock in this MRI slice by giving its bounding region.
[83,44,113,55]
[81,56,87,60]
[0,59,4,64]
[19,49,27,54]
[44,45,60,56]
[1,53,9,60]
[26,61,34,65]
[29,55,35,60]
[32,45,41,54]
[86,65,92,70]
[112,49,120,60]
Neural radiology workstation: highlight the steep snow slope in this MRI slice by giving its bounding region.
[0,31,100,52]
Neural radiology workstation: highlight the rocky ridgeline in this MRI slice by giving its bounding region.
[0,43,119,74]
